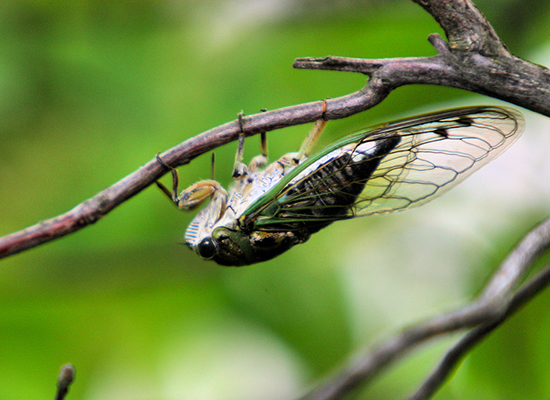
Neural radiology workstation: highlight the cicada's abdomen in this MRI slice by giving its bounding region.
[259,134,401,233]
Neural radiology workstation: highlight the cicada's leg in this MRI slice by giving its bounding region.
[155,154,226,211]
[155,154,181,205]
[249,131,268,172]
[248,109,269,172]
[232,112,249,179]
[210,152,216,180]
[294,99,328,164]
[260,129,267,157]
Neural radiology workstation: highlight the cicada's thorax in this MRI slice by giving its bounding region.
[184,134,401,266]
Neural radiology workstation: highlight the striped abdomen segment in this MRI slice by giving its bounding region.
[267,134,401,232]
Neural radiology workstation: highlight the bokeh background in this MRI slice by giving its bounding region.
[1,0,550,399]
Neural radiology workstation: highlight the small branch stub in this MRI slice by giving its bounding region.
[55,364,75,400]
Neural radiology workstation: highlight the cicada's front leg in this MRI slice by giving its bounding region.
[155,154,227,212]
[174,180,227,211]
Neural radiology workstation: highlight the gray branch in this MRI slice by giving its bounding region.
[407,261,550,400]
[300,217,550,400]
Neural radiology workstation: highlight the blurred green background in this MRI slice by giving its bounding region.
[1,0,550,399]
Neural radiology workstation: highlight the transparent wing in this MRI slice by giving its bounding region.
[352,106,524,216]
[247,106,524,230]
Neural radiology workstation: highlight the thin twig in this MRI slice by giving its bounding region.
[299,217,550,400]
[408,261,550,400]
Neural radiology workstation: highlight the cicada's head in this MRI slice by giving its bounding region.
[186,218,310,267]
[192,227,254,266]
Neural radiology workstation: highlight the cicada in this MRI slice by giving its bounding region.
[157,106,524,266]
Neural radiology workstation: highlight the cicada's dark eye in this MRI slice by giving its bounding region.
[197,238,217,259]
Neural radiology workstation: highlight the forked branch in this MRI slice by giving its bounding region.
[300,217,550,400]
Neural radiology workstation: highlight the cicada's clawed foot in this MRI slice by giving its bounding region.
[155,154,227,211]
[155,153,182,205]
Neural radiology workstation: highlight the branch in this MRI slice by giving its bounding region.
[408,262,550,400]
[0,95,379,259]
[1,0,549,259]
[299,217,550,400]
[294,33,550,116]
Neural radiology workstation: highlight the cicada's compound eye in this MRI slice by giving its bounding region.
[197,238,217,260]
